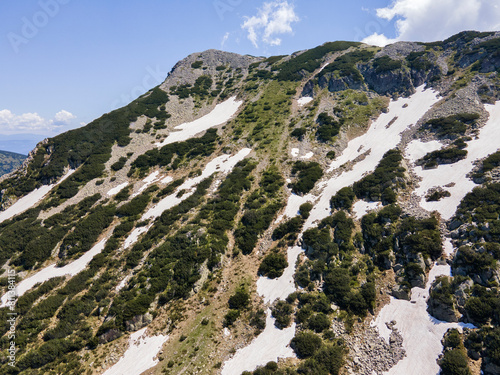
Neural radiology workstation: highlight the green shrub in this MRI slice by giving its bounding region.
[291,127,307,140]
[228,287,250,310]
[330,187,355,211]
[299,202,314,219]
[423,113,479,139]
[353,149,404,203]
[191,60,203,69]
[271,301,293,329]
[111,156,127,171]
[272,216,303,241]
[320,49,375,82]
[418,147,467,168]
[116,194,151,217]
[316,112,341,142]
[372,56,402,73]
[291,331,323,358]
[258,252,288,279]
[308,313,330,333]
[439,348,471,375]
[224,309,240,326]
[275,41,360,81]
[290,161,323,195]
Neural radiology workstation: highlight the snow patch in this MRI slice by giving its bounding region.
[405,139,443,163]
[275,193,313,224]
[102,327,168,375]
[161,176,173,184]
[352,200,382,220]
[300,152,314,160]
[304,86,439,229]
[156,97,242,147]
[0,239,106,307]
[411,101,500,220]
[290,148,299,157]
[123,225,151,249]
[142,149,251,220]
[135,171,161,195]
[107,182,129,197]
[372,263,476,375]
[297,97,313,106]
[221,310,296,375]
[0,169,75,224]
[443,238,454,257]
[115,273,132,292]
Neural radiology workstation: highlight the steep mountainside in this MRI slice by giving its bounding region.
[0,150,26,177]
[1,31,500,375]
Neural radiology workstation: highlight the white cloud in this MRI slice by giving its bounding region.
[221,32,230,49]
[54,110,76,124]
[242,1,299,48]
[362,0,500,46]
[0,109,77,134]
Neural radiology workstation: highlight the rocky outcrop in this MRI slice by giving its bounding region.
[161,49,260,91]
[125,312,153,331]
[391,284,411,301]
[338,319,406,375]
[98,328,123,344]
[427,297,459,323]
[318,72,367,93]
[360,66,414,97]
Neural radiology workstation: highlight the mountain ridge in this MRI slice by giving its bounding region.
[0,30,499,375]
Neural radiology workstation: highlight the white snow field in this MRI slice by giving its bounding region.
[0,239,107,307]
[135,170,161,195]
[409,101,500,220]
[106,182,129,196]
[274,192,314,225]
[102,327,168,375]
[142,148,251,220]
[297,96,313,106]
[156,96,242,147]
[290,148,300,157]
[221,310,296,375]
[306,86,440,229]
[369,102,500,373]
[372,260,475,375]
[352,200,382,220]
[0,169,75,224]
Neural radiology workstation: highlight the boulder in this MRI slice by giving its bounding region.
[391,284,411,300]
[125,312,153,332]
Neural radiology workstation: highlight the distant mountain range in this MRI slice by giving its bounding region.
[0,150,26,176]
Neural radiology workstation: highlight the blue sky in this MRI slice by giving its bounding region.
[0,0,499,154]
